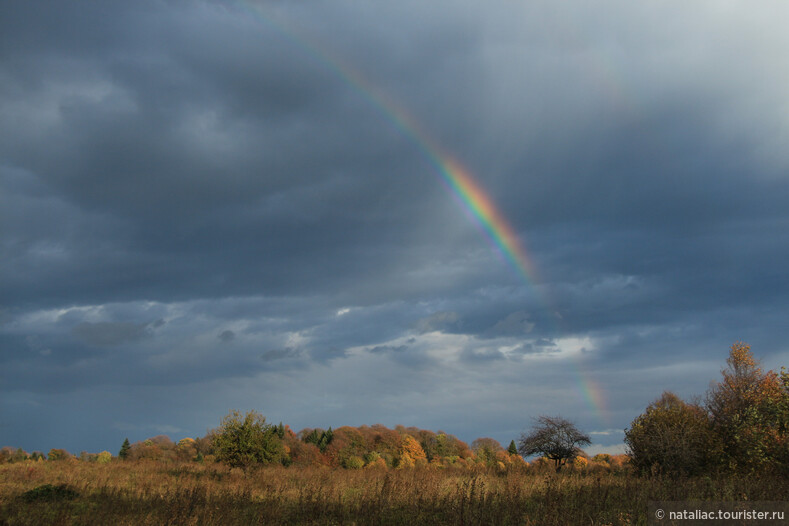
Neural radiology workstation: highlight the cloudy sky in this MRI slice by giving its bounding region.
[2,0,788,456]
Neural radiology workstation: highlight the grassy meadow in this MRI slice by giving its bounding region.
[2,460,788,525]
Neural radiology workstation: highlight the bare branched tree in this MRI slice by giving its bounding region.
[518,416,591,472]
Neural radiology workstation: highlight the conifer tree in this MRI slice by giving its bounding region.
[508,440,518,456]
[119,438,131,460]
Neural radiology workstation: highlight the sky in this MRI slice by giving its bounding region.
[2,0,788,457]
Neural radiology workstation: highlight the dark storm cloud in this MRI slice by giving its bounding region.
[1,0,456,309]
[2,0,788,454]
[218,330,235,343]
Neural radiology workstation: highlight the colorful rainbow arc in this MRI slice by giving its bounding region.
[236,1,610,427]
[238,3,539,287]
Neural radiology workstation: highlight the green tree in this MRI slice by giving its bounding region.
[211,410,284,469]
[518,416,590,472]
[119,438,131,460]
[318,427,334,452]
[625,391,720,477]
[507,440,518,456]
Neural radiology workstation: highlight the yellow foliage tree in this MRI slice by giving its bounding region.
[398,435,426,467]
[573,456,588,469]
[707,342,788,472]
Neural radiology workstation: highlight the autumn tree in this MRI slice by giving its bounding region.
[706,342,788,472]
[285,436,324,467]
[365,424,403,467]
[211,410,285,469]
[1,447,28,463]
[397,434,427,468]
[411,429,439,462]
[471,437,503,467]
[175,438,198,461]
[625,391,720,476]
[48,448,72,461]
[432,431,472,463]
[518,416,590,472]
[324,427,368,468]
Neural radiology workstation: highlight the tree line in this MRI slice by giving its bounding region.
[5,342,781,476]
[1,417,627,472]
[625,342,789,477]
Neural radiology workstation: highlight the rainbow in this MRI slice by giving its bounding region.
[235,2,539,287]
[574,357,611,426]
[235,1,609,426]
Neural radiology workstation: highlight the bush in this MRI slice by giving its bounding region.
[20,484,79,503]
[211,410,284,469]
[343,456,364,469]
[625,391,720,476]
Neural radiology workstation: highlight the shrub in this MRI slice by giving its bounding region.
[625,391,720,476]
[343,456,364,469]
[211,410,284,469]
[20,484,79,503]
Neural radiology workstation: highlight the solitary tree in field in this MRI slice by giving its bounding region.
[518,416,591,472]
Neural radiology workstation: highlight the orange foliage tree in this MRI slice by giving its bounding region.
[398,434,427,468]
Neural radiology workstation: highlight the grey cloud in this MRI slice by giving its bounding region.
[511,339,561,357]
[413,311,461,334]
[460,347,505,363]
[367,345,408,354]
[260,348,300,362]
[218,330,235,343]
[490,310,535,336]
[72,321,152,346]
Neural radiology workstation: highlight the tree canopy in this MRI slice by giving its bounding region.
[626,342,789,476]
[211,410,285,469]
[518,416,591,472]
[625,391,719,476]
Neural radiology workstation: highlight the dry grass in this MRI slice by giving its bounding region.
[1,461,787,525]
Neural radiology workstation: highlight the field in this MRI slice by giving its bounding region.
[1,461,787,525]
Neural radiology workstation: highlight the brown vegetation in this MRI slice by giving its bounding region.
[3,459,787,525]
